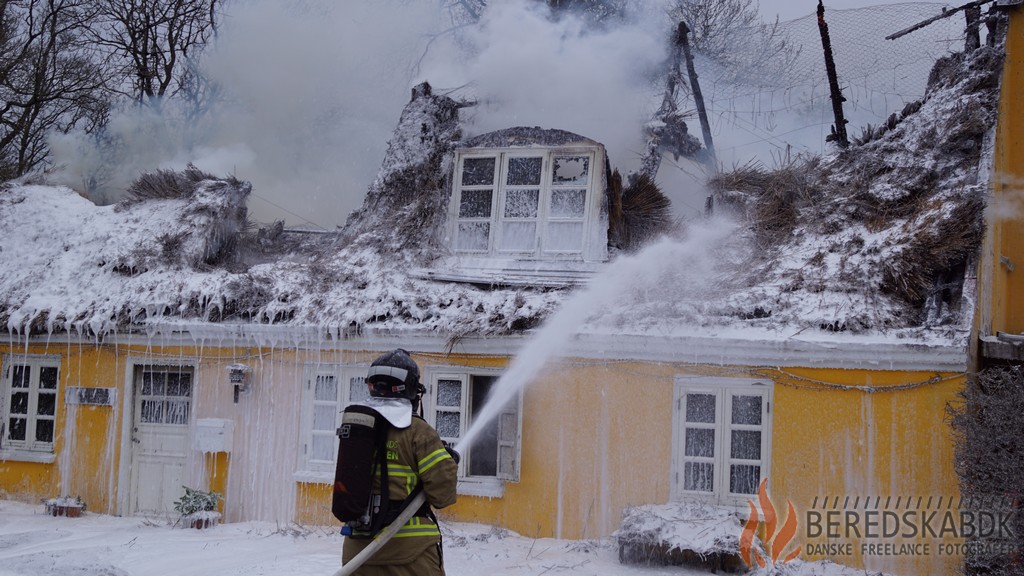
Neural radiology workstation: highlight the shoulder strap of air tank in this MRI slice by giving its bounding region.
[367,415,393,535]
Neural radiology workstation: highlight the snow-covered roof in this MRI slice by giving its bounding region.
[460,126,600,149]
[0,46,1002,350]
[695,47,1001,346]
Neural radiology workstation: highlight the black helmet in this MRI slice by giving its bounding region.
[366,349,423,400]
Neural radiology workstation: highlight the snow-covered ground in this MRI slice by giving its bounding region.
[0,500,886,576]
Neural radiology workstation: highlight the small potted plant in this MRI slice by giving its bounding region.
[43,495,86,518]
[173,486,222,529]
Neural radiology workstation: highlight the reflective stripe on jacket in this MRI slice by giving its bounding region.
[342,416,457,566]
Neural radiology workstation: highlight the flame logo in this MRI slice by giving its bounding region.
[740,478,801,568]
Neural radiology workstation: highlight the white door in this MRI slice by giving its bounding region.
[129,366,193,516]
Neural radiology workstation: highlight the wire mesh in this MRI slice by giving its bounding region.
[695,2,970,163]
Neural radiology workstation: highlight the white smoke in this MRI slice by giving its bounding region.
[49,0,446,229]
[439,1,665,176]
[418,0,719,219]
[47,0,694,227]
[45,0,953,228]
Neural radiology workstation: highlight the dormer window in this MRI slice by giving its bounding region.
[414,133,609,287]
[451,148,601,261]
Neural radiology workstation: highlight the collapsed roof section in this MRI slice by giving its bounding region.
[705,46,1002,338]
[339,82,465,262]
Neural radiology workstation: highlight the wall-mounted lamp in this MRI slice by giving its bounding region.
[227,363,251,403]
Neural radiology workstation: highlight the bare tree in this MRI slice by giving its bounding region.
[91,0,220,108]
[445,0,486,23]
[546,0,628,25]
[0,0,110,179]
[443,0,635,30]
[669,0,796,85]
[0,0,224,186]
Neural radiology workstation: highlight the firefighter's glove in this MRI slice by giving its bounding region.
[443,441,461,465]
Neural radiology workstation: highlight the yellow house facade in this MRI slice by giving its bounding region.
[0,328,967,575]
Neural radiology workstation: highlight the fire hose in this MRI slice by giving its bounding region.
[331,490,428,576]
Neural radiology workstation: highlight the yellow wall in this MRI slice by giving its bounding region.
[2,341,965,574]
[205,452,230,517]
[771,367,964,575]
[296,481,332,522]
[0,340,312,518]
[436,359,966,576]
[984,5,1024,336]
[445,360,674,539]
[1,344,121,510]
[0,459,55,501]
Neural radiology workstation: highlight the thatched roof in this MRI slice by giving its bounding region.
[0,43,1004,345]
[704,46,1000,335]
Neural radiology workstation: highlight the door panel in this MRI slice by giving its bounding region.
[129,367,193,516]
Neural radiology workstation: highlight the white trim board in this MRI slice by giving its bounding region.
[2,327,967,372]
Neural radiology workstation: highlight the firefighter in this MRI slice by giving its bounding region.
[342,349,459,576]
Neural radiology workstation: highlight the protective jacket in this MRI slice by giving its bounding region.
[342,415,457,574]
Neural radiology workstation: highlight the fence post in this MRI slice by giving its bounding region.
[638,21,686,182]
[817,0,849,149]
[966,4,982,51]
[678,22,716,168]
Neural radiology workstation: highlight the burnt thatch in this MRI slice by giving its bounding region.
[878,190,984,311]
[120,164,243,206]
[708,159,817,249]
[340,82,467,262]
[612,172,674,252]
[705,44,1001,330]
[117,166,253,270]
[462,126,600,148]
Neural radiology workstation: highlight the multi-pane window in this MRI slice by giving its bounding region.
[1,356,59,453]
[138,368,193,425]
[300,365,368,474]
[452,149,597,258]
[547,156,589,253]
[298,364,522,489]
[429,373,520,482]
[673,378,771,505]
[455,157,497,253]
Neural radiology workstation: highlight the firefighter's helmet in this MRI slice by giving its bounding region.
[366,349,424,400]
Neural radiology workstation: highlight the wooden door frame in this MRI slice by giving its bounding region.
[116,356,198,516]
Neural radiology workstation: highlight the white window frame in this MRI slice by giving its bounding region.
[295,363,369,482]
[671,376,772,507]
[1,354,61,462]
[135,365,195,427]
[450,147,601,261]
[425,369,522,498]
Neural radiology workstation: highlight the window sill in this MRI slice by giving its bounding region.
[293,470,333,484]
[457,477,505,498]
[0,450,56,464]
[673,494,763,515]
[411,259,602,288]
